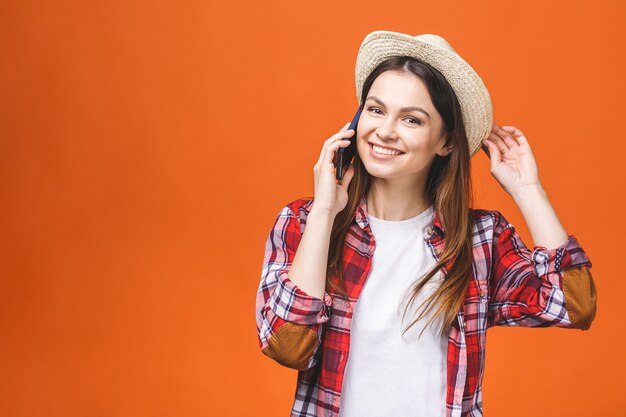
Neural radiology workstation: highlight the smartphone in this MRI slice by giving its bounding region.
[333,105,363,181]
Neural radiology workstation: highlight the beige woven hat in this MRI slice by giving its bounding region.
[355,30,493,158]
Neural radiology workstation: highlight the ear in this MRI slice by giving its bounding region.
[436,133,453,157]
[437,144,453,157]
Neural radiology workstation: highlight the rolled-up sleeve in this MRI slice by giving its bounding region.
[255,203,333,370]
[488,211,596,330]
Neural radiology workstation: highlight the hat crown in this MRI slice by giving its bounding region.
[415,34,456,53]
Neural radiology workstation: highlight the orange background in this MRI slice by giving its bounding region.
[1,1,624,416]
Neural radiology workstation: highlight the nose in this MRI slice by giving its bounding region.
[375,118,399,141]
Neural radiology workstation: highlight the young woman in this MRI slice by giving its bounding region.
[255,31,597,417]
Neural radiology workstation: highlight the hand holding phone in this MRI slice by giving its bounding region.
[333,105,363,181]
[311,118,359,216]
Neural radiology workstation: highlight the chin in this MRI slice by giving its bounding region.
[362,165,399,179]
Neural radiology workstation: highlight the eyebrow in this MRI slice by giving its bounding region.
[365,96,431,119]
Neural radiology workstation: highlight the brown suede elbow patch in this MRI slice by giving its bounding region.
[262,322,319,370]
[562,266,597,330]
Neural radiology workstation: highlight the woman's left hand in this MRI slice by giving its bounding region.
[481,124,541,196]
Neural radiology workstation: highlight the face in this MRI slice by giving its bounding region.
[356,70,452,181]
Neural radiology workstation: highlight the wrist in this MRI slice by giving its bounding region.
[309,207,338,221]
[511,183,545,202]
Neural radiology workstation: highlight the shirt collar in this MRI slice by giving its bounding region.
[353,194,445,235]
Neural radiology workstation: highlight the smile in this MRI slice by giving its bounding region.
[369,143,405,159]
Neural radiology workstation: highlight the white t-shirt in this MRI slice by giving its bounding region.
[338,205,448,417]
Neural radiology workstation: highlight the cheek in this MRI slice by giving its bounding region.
[357,139,369,157]
[357,117,375,134]
[406,133,437,152]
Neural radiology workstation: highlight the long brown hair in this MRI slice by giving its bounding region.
[326,55,476,339]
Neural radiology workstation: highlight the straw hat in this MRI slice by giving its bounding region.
[355,30,492,158]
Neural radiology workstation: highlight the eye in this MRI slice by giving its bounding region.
[406,117,422,125]
[367,107,383,115]
[367,107,422,125]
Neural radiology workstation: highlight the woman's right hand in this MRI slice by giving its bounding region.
[312,122,357,216]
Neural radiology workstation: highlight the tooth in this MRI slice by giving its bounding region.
[373,145,400,155]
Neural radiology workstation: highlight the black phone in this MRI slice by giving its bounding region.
[333,105,363,181]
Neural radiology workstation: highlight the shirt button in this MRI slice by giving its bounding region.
[424,226,434,239]
[480,290,486,299]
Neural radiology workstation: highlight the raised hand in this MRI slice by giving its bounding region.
[311,122,356,215]
[481,124,541,196]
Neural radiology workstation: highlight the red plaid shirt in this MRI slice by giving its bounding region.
[256,195,595,417]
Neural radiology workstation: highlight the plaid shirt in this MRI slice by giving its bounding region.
[256,195,596,417]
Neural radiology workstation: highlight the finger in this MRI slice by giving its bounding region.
[340,122,351,131]
[489,124,515,150]
[324,128,355,147]
[486,131,511,155]
[317,128,354,166]
[501,125,529,148]
[322,137,353,167]
[493,124,519,149]
[483,138,502,166]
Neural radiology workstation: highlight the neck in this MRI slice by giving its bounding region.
[366,176,430,221]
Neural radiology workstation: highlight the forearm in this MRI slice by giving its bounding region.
[511,185,569,250]
[288,208,335,299]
